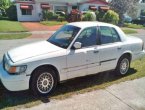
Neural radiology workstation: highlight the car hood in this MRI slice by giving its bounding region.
[7,41,63,63]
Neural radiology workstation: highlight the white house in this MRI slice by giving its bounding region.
[15,0,109,21]
[137,0,145,18]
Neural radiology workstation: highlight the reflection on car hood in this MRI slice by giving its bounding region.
[8,41,62,62]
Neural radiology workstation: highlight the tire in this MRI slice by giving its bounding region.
[115,55,130,76]
[30,67,57,96]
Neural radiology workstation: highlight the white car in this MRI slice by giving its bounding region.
[0,22,145,96]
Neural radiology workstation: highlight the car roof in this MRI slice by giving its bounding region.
[68,21,117,29]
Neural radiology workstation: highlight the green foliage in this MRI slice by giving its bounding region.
[0,0,12,16]
[97,10,105,21]
[103,10,119,25]
[122,29,137,34]
[41,21,67,26]
[95,10,99,17]
[124,23,144,29]
[6,5,17,21]
[0,20,27,32]
[42,10,68,22]
[58,16,65,22]
[82,11,96,21]
[42,10,58,21]
[0,33,31,40]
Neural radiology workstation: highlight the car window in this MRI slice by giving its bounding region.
[75,27,97,47]
[100,26,120,44]
[48,25,80,49]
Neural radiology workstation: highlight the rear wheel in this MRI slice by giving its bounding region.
[115,55,130,76]
[30,67,57,96]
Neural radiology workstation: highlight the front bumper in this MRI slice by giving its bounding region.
[0,63,30,91]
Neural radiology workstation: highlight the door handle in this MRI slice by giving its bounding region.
[117,47,122,50]
[94,50,99,53]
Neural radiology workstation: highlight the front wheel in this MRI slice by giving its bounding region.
[30,67,57,96]
[115,55,130,76]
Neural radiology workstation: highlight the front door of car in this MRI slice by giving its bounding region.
[67,26,100,79]
[98,26,122,72]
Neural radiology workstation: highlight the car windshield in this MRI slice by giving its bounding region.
[48,25,81,49]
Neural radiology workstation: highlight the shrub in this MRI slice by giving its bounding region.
[95,10,99,17]
[82,11,96,21]
[103,10,119,25]
[42,10,58,20]
[132,19,145,25]
[58,16,65,22]
[97,10,105,21]
[6,5,17,21]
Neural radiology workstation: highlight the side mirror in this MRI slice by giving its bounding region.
[73,42,82,49]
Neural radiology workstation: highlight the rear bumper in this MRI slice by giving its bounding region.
[132,50,145,61]
[0,63,30,91]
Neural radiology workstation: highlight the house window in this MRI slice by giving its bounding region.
[21,9,32,15]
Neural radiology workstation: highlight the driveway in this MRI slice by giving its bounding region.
[23,77,145,110]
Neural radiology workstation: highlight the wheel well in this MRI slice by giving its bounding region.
[121,53,132,61]
[29,65,60,86]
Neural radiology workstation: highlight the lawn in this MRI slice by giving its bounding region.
[40,21,68,26]
[0,20,27,32]
[122,28,138,34]
[0,57,145,110]
[0,33,31,40]
[124,23,144,29]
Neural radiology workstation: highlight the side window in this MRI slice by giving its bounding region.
[75,27,97,47]
[100,26,120,44]
[111,28,120,42]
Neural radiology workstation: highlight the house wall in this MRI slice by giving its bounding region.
[35,0,88,4]
[79,3,107,11]
[137,3,145,18]
[16,3,40,21]
[16,0,108,21]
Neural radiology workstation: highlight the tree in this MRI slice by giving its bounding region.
[110,0,139,24]
[0,0,12,16]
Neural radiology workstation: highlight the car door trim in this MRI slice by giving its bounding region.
[100,58,117,64]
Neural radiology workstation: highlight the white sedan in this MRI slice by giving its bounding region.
[0,22,145,96]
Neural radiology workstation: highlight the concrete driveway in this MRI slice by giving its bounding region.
[24,77,145,110]
[0,33,145,110]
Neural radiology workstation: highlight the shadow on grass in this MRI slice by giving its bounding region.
[0,68,137,109]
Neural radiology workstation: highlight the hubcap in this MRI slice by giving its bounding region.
[120,58,129,75]
[37,72,54,94]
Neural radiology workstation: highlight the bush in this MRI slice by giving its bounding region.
[103,10,119,25]
[97,10,105,21]
[58,16,65,22]
[95,10,99,18]
[132,19,145,25]
[82,11,96,21]
[42,10,58,21]
[6,5,17,21]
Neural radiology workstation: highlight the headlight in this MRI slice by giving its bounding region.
[5,62,27,74]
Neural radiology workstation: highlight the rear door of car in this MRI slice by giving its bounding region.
[97,26,122,72]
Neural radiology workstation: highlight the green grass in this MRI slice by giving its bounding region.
[0,20,27,32]
[122,29,138,34]
[0,57,145,110]
[124,23,144,29]
[0,33,31,40]
[40,21,68,26]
